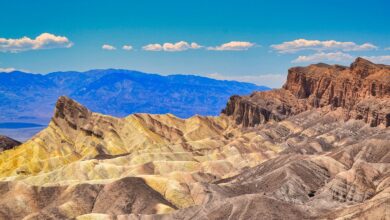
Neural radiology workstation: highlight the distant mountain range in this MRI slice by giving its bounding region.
[0,69,269,124]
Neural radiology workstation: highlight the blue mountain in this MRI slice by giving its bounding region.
[0,69,269,124]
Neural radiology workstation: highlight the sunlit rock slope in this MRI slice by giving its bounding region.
[0,58,388,220]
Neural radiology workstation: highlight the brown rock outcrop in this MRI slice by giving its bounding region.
[53,96,94,136]
[222,89,308,127]
[284,58,390,104]
[0,135,21,152]
[223,57,390,127]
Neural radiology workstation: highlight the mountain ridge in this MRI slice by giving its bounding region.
[0,58,388,219]
[0,69,269,124]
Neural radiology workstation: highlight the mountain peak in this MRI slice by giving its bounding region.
[54,96,90,119]
[0,135,21,152]
[350,57,376,70]
[52,96,92,132]
[352,57,373,65]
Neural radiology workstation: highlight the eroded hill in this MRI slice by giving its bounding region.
[0,58,388,220]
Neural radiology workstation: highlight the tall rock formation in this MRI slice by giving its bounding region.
[223,57,390,127]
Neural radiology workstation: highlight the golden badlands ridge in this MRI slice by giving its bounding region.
[0,58,389,220]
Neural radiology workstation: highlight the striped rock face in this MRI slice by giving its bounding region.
[224,57,390,128]
[0,96,283,219]
[0,58,389,220]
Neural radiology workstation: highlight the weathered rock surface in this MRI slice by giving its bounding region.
[0,96,280,212]
[0,135,21,152]
[76,107,390,220]
[0,58,389,220]
[222,89,308,127]
[223,57,390,127]
[0,177,176,220]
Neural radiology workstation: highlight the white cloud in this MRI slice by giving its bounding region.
[292,52,354,63]
[272,39,377,53]
[102,44,116,50]
[0,33,73,53]
[162,41,200,52]
[142,43,162,51]
[207,41,255,51]
[385,47,390,51]
[0,67,17,72]
[206,72,286,88]
[361,55,390,64]
[122,45,133,51]
[190,42,202,49]
[0,66,30,73]
[142,41,202,52]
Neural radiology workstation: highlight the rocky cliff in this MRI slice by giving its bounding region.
[223,57,390,127]
[222,89,308,127]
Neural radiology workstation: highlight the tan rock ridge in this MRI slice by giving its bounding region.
[0,95,280,217]
[223,57,390,127]
[0,58,389,219]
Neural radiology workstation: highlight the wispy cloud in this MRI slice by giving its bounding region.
[142,44,162,51]
[206,72,285,88]
[142,41,202,52]
[385,47,390,51]
[102,44,116,50]
[272,39,377,53]
[361,55,390,64]
[190,42,202,49]
[207,41,255,51]
[0,66,30,73]
[0,67,17,72]
[122,45,133,51]
[0,33,73,53]
[292,52,354,63]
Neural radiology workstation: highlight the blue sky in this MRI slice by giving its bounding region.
[0,0,389,87]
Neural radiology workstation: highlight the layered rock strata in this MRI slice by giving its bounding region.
[223,58,390,127]
[0,58,388,219]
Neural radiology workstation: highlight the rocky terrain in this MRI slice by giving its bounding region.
[0,58,388,219]
[223,57,390,127]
